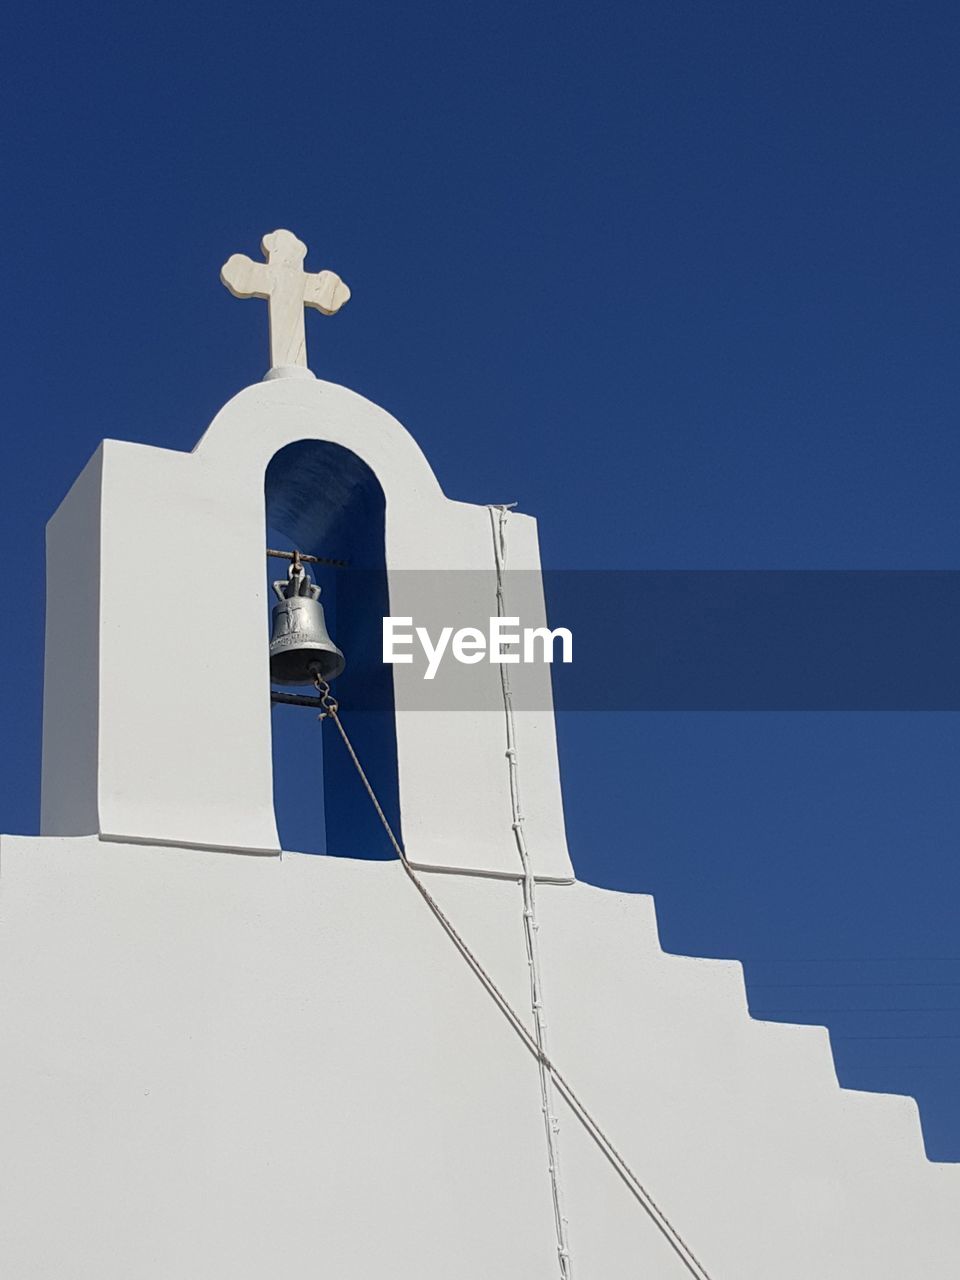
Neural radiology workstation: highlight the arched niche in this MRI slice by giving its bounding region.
[265,440,399,858]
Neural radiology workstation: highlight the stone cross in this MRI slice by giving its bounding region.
[221,229,350,373]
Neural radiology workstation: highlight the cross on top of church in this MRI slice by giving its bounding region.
[221,229,350,375]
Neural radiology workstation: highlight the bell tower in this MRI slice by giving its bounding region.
[39,229,574,877]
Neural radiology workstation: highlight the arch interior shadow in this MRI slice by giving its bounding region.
[265,439,399,859]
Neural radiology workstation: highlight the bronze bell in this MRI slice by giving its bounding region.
[269,559,345,685]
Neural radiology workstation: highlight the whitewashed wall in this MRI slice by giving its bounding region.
[39,378,572,880]
[13,373,959,1276]
[1,832,957,1278]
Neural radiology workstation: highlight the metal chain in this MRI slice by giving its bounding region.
[312,674,340,718]
[311,674,717,1280]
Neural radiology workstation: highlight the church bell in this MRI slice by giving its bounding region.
[269,558,345,685]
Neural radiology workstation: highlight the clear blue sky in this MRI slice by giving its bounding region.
[3,1,960,1158]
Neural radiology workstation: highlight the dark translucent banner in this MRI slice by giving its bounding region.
[312,570,960,711]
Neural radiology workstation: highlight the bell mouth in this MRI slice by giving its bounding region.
[270,646,346,685]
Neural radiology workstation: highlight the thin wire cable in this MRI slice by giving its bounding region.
[311,676,716,1280]
[488,503,573,1280]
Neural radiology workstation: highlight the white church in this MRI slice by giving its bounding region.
[2,231,957,1278]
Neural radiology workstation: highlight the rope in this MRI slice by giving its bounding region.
[311,674,717,1280]
[488,503,573,1280]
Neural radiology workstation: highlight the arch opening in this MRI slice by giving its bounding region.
[265,439,400,859]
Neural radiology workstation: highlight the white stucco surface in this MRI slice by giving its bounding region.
[2,832,957,1278]
[18,360,959,1275]
[40,378,572,880]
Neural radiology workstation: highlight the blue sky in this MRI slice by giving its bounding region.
[3,1,960,1158]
